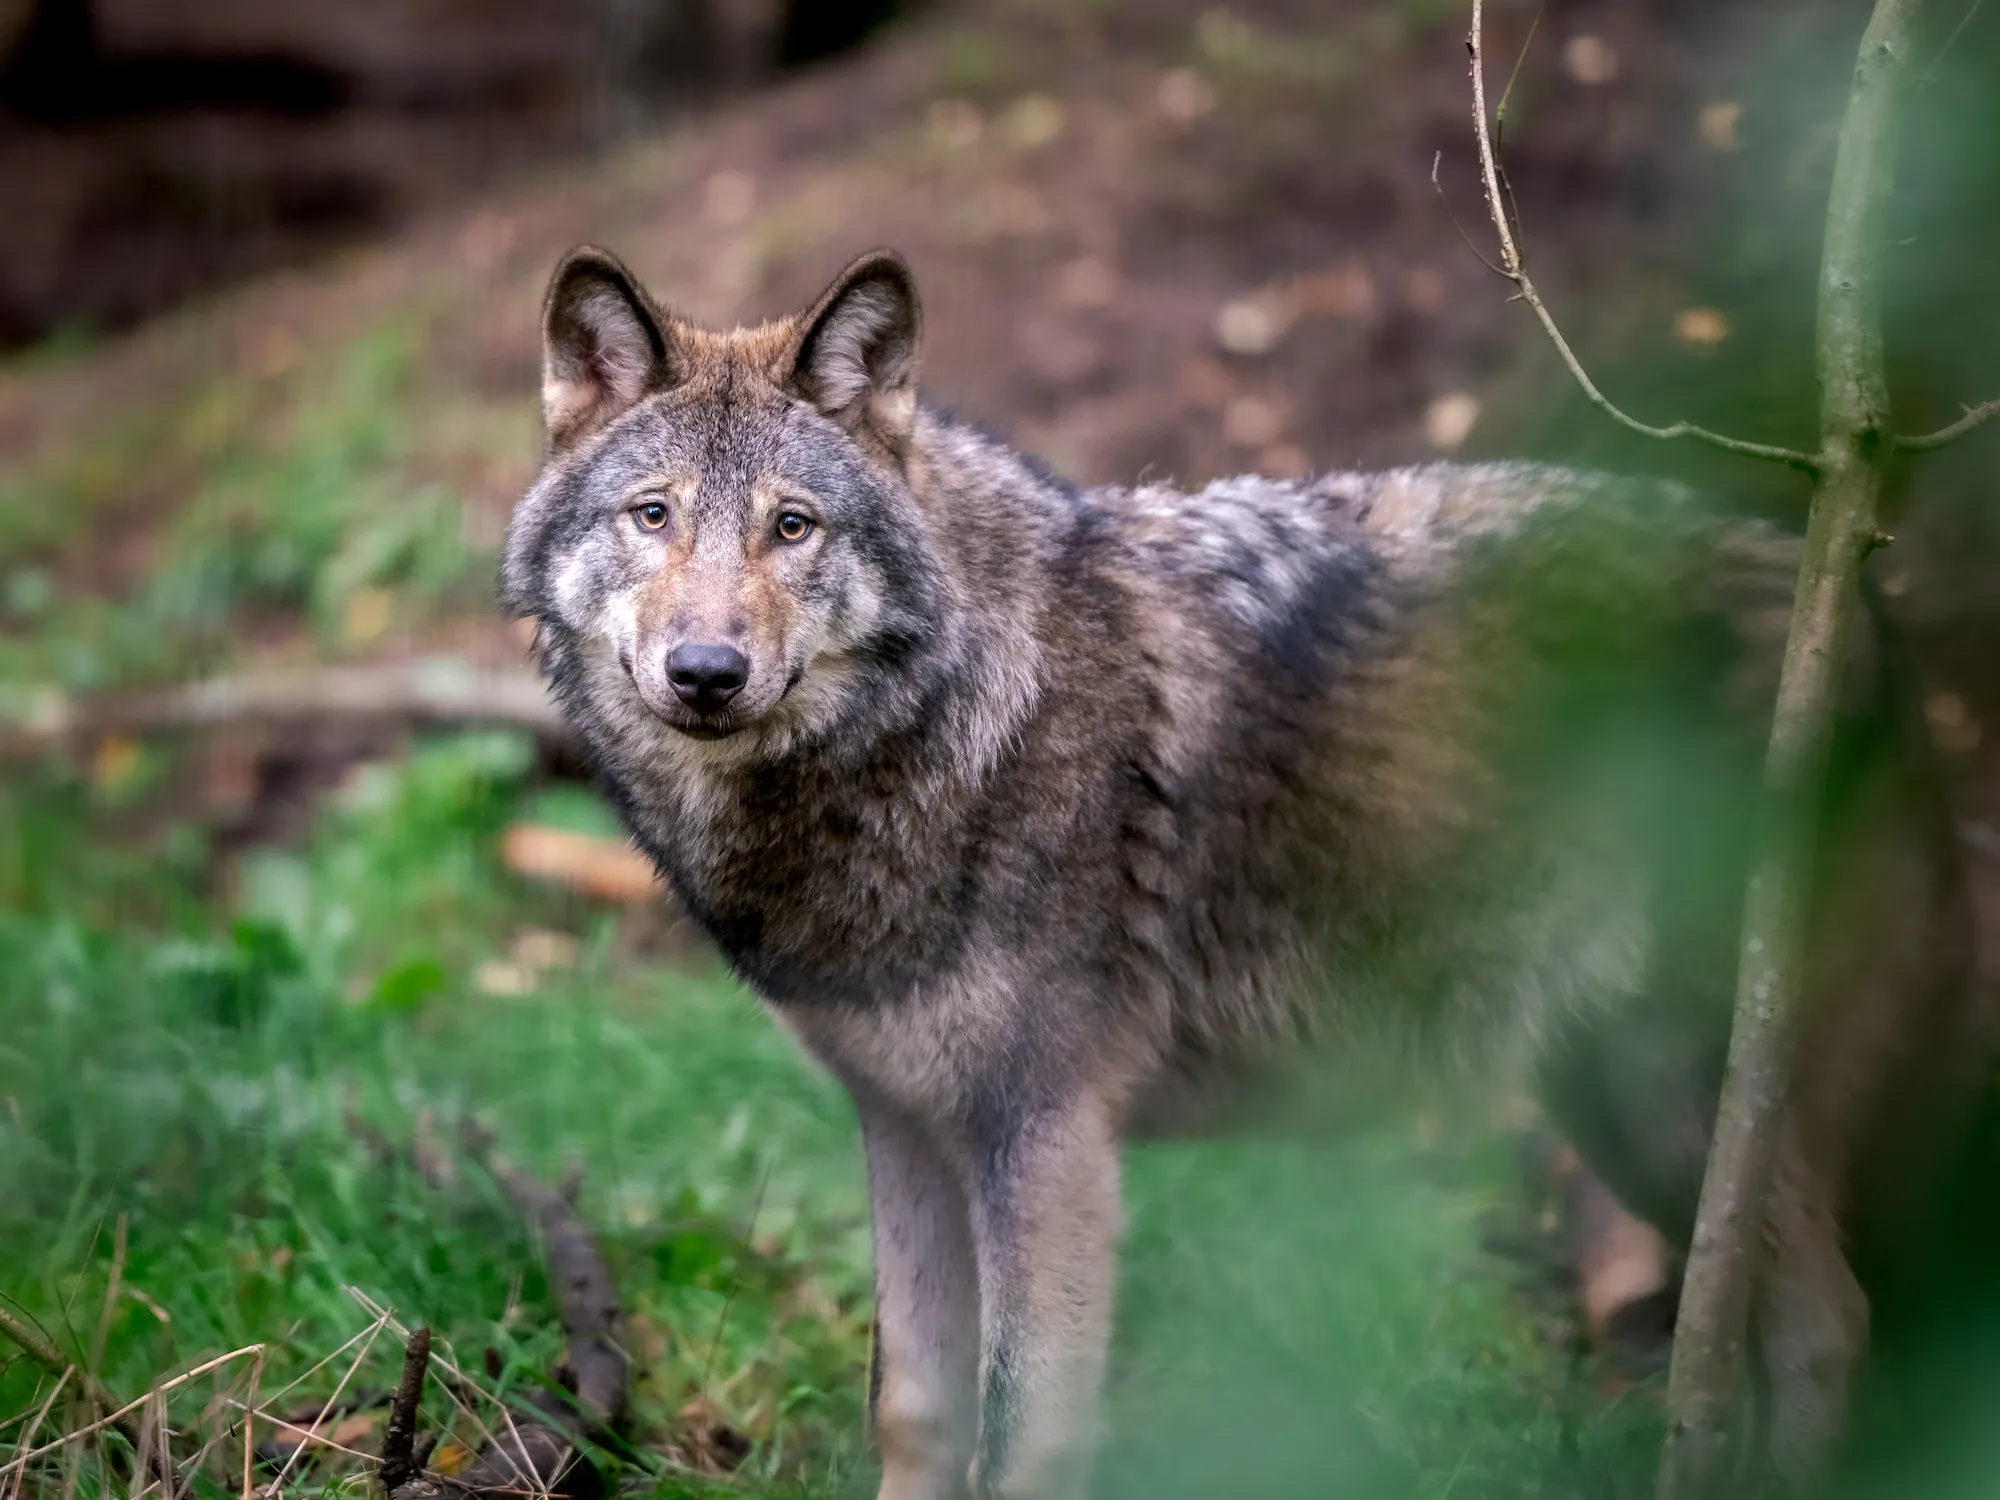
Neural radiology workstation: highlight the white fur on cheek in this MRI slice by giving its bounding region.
[549,547,595,630]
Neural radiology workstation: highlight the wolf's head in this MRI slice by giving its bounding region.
[503,248,948,747]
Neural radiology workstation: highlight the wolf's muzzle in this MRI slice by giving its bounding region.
[666,643,750,714]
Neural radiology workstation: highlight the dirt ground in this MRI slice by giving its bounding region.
[2,0,1997,945]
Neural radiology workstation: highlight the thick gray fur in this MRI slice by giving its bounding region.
[503,248,1981,1499]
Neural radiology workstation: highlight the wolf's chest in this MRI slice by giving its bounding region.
[650,776,981,1007]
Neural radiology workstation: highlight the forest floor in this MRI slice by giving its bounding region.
[3,0,1998,1495]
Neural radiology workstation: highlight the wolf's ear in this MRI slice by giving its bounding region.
[787,251,921,460]
[541,247,674,453]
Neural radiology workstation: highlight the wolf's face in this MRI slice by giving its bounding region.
[503,249,942,744]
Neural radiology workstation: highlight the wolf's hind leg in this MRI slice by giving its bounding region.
[964,1096,1122,1500]
[1758,1126,1869,1489]
[861,1099,982,1500]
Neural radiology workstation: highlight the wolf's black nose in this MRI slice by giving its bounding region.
[666,643,749,712]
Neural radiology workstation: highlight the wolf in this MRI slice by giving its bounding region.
[501,246,1982,1499]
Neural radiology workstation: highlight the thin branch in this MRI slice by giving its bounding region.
[1494,0,1545,131]
[1893,394,2000,451]
[1432,152,1512,278]
[2,659,568,756]
[1927,0,1987,76]
[1466,0,1822,474]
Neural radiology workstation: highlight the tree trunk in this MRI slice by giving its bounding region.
[1656,2,1920,1493]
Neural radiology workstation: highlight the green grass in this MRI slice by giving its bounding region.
[2,313,1995,1500]
[0,729,1672,1498]
[0,321,493,706]
[0,306,1686,1500]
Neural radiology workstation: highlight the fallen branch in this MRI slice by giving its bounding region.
[2,659,568,755]
[339,1115,632,1498]
[1464,0,1821,474]
[0,1303,186,1499]
[458,1121,627,1429]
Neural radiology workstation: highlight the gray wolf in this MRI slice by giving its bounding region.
[501,247,1982,1498]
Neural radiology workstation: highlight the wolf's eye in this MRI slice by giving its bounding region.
[633,501,669,532]
[775,512,814,543]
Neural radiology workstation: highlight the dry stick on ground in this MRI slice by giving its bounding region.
[379,1328,433,1494]
[351,1120,631,1499]
[1464,0,1998,1494]
[0,660,569,756]
[457,1121,628,1429]
[0,1303,185,1499]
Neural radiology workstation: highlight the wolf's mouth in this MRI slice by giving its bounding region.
[673,720,744,740]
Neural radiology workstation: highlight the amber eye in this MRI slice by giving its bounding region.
[775,511,814,543]
[634,500,669,532]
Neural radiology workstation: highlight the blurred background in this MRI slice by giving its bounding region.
[1,0,1997,1495]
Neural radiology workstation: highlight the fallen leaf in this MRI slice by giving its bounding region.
[1403,267,1447,315]
[1176,356,1234,408]
[1290,262,1375,319]
[1155,66,1217,123]
[1214,292,1295,356]
[1260,443,1311,479]
[1222,394,1283,448]
[512,927,581,971]
[1698,100,1742,152]
[1055,256,1118,310]
[1672,307,1731,346]
[500,824,662,903]
[91,733,141,793]
[1925,692,1982,754]
[1563,34,1620,86]
[1423,392,1482,451]
[999,93,1064,150]
[926,98,983,151]
[474,959,537,998]
[341,586,394,646]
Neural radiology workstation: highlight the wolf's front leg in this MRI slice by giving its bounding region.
[861,1098,983,1500]
[964,1098,1123,1500]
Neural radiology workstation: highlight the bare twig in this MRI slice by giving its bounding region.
[1466,0,1822,473]
[1927,0,1987,74]
[380,1328,433,1493]
[1,659,567,756]
[1431,152,1511,279]
[1493,0,1544,132]
[1893,394,2000,451]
